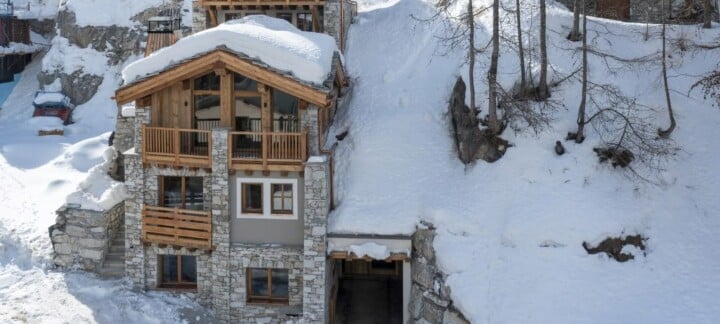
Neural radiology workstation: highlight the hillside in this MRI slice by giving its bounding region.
[330,0,720,322]
[0,0,718,323]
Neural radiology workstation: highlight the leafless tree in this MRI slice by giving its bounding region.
[538,0,550,99]
[568,0,582,41]
[487,0,502,134]
[574,0,589,142]
[692,70,720,106]
[702,0,713,28]
[468,0,478,112]
[658,0,677,138]
[515,0,527,88]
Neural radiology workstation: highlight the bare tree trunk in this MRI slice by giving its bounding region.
[702,0,712,28]
[568,0,581,41]
[516,0,526,88]
[488,0,501,134]
[468,0,477,112]
[538,0,549,98]
[575,0,588,142]
[659,0,677,138]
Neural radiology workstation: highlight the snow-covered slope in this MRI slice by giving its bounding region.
[0,2,211,323]
[331,0,720,322]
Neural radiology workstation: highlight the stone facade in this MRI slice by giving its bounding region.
[229,245,304,323]
[50,202,124,271]
[114,115,134,153]
[302,158,331,322]
[323,0,357,51]
[192,0,208,34]
[410,225,470,324]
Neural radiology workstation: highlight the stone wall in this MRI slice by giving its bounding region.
[410,225,470,324]
[50,202,124,271]
[115,115,135,153]
[229,245,304,323]
[192,0,208,33]
[300,106,320,155]
[323,0,356,51]
[302,157,331,322]
[209,128,232,322]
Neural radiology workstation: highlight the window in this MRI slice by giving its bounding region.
[242,183,263,214]
[276,12,293,24]
[271,184,293,214]
[225,12,243,21]
[247,268,289,304]
[237,178,298,219]
[161,176,204,210]
[159,255,197,289]
[297,13,314,32]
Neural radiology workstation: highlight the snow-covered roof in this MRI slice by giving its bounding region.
[122,15,340,87]
[33,91,72,107]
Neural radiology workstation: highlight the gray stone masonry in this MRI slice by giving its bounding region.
[229,245,304,323]
[143,245,212,300]
[192,0,208,33]
[114,115,134,154]
[302,157,331,322]
[124,152,145,288]
[410,225,470,324]
[300,106,320,156]
[323,0,356,51]
[210,128,232,322]
[50,202,124,271]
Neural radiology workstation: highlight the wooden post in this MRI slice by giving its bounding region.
[218,68,233,128]
[260,84,273,168]
[174,128,180,165]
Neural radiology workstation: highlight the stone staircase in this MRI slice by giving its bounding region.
[98,226,125,278]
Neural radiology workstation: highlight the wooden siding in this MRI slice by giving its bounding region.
[142,206,212,249]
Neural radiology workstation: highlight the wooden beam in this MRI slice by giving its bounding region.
[328,251,411,262]
[116,51,221,104]
[311,6,321,32]
[208,6,219,27]
[218,51,330,107]
[220,69,233,128]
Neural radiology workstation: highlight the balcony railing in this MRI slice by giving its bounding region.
[142,206,212,249]
[142,126,212,168]
[199,0,324,6]
[229,131,308,170]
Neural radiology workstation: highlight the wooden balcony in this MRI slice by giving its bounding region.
[142,206,213,250]
[199,0,325,6]
[142,126,212,168]
[229,131,308,171]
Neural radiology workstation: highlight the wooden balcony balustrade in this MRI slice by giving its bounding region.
[142,206,213,249]
[142,126,212,168]
[199,0,325,6]
[229,131,308,171]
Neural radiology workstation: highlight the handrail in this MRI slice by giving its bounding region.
[228,130,308,165]
[142,126,212,168]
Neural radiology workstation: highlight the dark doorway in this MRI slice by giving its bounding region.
[333,260,403,324]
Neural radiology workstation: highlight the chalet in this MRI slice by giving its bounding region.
[114,16,354,322]
[0,0,35,83]
[192,0,356,51]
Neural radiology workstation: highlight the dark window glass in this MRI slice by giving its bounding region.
[272,89,298,132]
[271,183,293,214]
[233,73,258,92]
[225,13,242,21]
[161,255,178,283]
[159,255,197,288]
[162,177,204,210]
[194,73,220,90]
[276,12,293,24]
[242,183,263,213]
[181,256,197,282]
[247,268,289,304]
[297,13,313,32]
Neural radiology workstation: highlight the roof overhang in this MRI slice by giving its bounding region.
[115,48,334,107]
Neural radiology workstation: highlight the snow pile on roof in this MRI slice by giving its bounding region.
[0,42,44,55]
[33,91,71,106]
[65,147,126,211]
[122,15,339,86]
[120,102,136,117]
[344,242,409,259]
[27,116,64,131]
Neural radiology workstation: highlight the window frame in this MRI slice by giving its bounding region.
[270,183,293,214]
[236,178,298,219]
[159,176,204,210]
[157,255,197,290]
[241,182,264,214]
[246,268,290,305]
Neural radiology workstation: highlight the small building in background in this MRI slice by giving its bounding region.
[0,0,35,83]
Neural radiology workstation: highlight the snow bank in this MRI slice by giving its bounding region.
[65,147,126,211]
[42,36,109,76]
[64,0,165,27]
[123,15,339,86]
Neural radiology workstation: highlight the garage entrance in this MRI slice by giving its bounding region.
[332,260,403,324]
